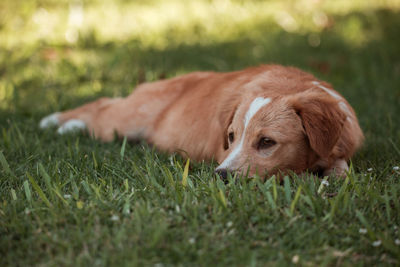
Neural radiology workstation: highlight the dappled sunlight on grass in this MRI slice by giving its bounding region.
[0,0,399,163]
[1,0,399,48]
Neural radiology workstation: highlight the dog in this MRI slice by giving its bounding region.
[40,65,364,178]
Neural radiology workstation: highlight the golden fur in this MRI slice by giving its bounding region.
[40,65,364,177]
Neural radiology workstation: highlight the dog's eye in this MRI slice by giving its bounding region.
[228,132,234,143]
[257,137,276,150]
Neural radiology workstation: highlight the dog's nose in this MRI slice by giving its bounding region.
[215,169,228,180]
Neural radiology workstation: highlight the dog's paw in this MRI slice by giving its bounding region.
[323,159,349,177]
[57,119,86,134]
[39,112,61,129]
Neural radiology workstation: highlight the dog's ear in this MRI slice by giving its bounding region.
[220,105,237,150]
[217,91,242,151]
[291,91,346,158]
[218,94,241,151]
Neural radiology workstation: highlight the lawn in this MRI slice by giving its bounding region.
[1,0,400,265]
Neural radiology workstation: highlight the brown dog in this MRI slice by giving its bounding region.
[40,65,363,178]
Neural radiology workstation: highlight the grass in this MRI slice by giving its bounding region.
[1,0,400,265]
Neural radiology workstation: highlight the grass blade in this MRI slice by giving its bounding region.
[52,189,69,206]
[272,176,277,201]
[92,151,98,169]
[120,136,127,160]
[218,189,227,208]
[290,186,302,214]
[23,180,32,203]
[11,189,17,200]
[14,124,25,145]
[2,127,10,149]
[388,138,400,156]
[27,172,53,208]
[328,177,349,220]
[39,163,54,200]
[284,176,292,204]
[0,151,14,176]
[70,173,80,200]
[266,191,277,210]
[182,158,190,187]
[81,180,93,195]
[162,165,175,188]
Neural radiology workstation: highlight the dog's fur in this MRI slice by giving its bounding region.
[40,65,363,177]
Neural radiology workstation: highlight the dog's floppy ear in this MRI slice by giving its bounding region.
[218,93,241,151]
[291,91,346,158]
[220,105,237,150]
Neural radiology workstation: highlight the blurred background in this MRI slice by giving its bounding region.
[0,0,399,165]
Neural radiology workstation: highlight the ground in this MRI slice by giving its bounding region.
[1,0,400,265]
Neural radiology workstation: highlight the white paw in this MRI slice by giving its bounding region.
[40,112,61,129]
[323,159,349,177]
[57,119,86,134]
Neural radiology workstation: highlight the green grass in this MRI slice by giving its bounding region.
[1,0,400,265]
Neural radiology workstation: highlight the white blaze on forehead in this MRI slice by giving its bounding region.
[217,97,271,170]
[244,97,272,128]
[311,81,341,99]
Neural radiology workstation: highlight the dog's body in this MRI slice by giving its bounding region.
[40,65,363,177]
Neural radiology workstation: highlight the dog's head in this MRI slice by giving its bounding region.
[215,89,348,178]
